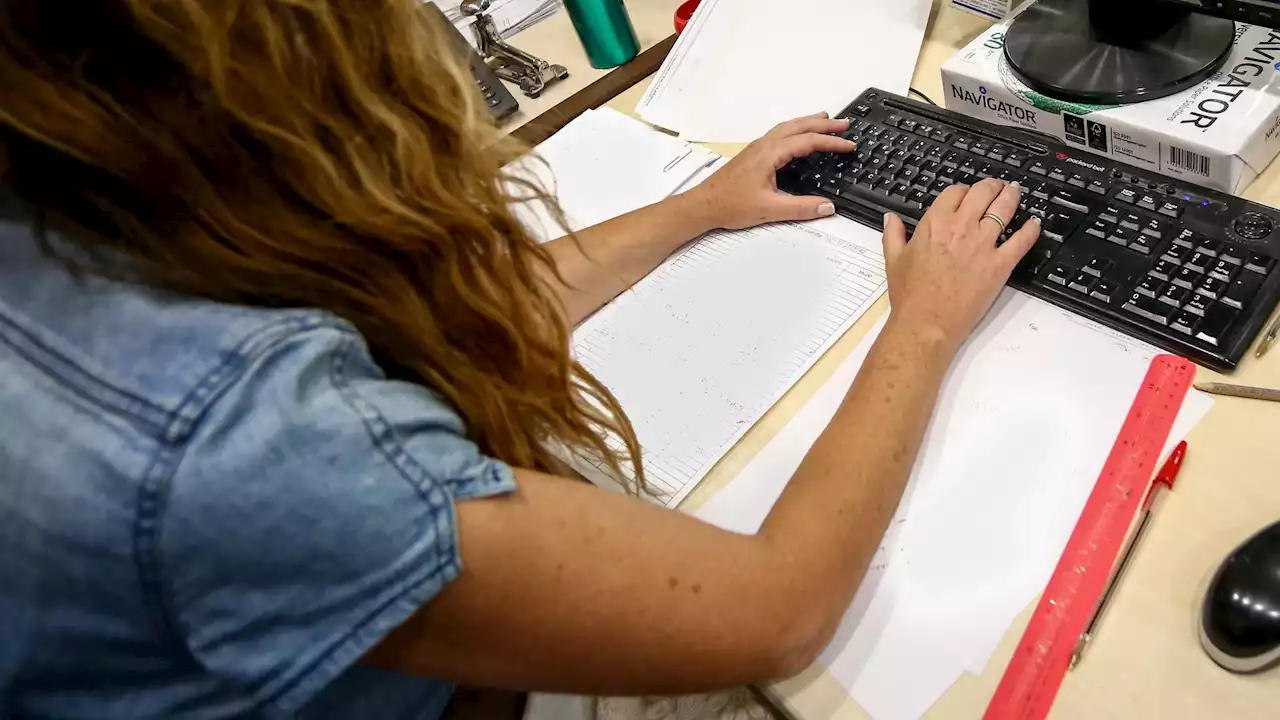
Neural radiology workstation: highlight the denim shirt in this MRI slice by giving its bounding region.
[0,207,517,718]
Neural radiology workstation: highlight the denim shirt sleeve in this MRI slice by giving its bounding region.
[157,323,516,714]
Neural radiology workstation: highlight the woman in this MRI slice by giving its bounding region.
[0,1,1040,718]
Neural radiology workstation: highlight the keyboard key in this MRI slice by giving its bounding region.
[899,166,920,184]
[1085,219,1112,239]
[909,139,930,155]
[1048,167,1067,182]
[1083,256,1113,277]
[1128,234,1160,255]
[1116,188,1138,204]
[1221,245,1247,266]
[916,124,935,138]
[1030,183,1052,200]
[988,146,1007,162]
[1150,259,1178,281]
[850,104,872,116]
[1098,207,1121,223]
[1159,284,1190,308]
[960,161,979,175]
[1046,263,1073,285]
[1209,259,1237,282]
[885,114,903,127]
[1027,199,1052,218]
[1246,253,1275,275]
[1196,276,1227,300]
[927,145,946,161]
[1158,201,1183,218]
[1223,272,1263,310]
[1184,293,1212,317]
[1068,271,1097,293]
[1195,238,1223,257]
[1123,292,1176,325]
[1186,252,1212,273]
[1004,151,1026,168]
[1142,218,1169,239]
[1051,189,1091,214]
[1162,244,1193,265]
[1087,180,1108,195]
[1067,173,1087,188]
[1042,212,1082,242]
[1137,194,1159,211]
[970,141,990,156]
[871,176,894,194]
[1107,226,1139,247]
[976,163,996,179]
[1136,276,1163,298]
[1028,160,1048,175]
[1173,266,1203,290]
[890,182,911,200]
[1091,281,1118,303]
[1172,229,1198,248]
[1171,310,1199,335]
[942,151,962,168]
[1196,303,1238,347]
[899,118,916,132]
[1120,213,1143,231]
[931,129,953,143]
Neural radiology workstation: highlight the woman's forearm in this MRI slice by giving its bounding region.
[541,192,718,325]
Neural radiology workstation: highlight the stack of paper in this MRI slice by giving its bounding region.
[695,292,1214,720]
[503,108,889,506]
[637,0,933,143]
[431,0,561,40]
[506,107,720,242]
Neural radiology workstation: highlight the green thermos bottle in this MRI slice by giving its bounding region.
[563,0,640,69]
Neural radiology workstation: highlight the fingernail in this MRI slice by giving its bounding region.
[1009,181,1020,192]
[819,111,831,118]
[1031,216,1042,224]
[884,212,896,224]
[818,201,836,217]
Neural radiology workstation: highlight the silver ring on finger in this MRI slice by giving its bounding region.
[981,212,1007,234]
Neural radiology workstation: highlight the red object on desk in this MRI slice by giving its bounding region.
[674,0,700,33]
[1151,441,1187,500]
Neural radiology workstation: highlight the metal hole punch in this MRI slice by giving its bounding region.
[461,0,569,99]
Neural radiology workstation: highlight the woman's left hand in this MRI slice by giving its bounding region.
[681,113,856,231]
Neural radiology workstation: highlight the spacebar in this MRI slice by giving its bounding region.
[821,185,924,230]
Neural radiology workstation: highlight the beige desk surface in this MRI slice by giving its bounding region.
[598,1,1280,718]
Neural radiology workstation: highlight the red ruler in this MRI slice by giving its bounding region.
[983,354,1196,720]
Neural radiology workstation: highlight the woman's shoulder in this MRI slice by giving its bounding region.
[0,217,350,439]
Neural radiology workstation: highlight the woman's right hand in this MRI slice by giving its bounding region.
[881,178,1042,351]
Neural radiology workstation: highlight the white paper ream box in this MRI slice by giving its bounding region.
[941,6,1280,195]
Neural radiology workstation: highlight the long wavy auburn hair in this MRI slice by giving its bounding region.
[0,0,643,487]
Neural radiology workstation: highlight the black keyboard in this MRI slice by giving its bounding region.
[778,89,1280,372]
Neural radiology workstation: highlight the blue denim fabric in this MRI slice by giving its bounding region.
[0,208,516,719]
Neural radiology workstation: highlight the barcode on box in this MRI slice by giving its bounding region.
[1168,146,1211,177]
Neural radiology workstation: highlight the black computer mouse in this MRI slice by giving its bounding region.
[1199,521,1280,674]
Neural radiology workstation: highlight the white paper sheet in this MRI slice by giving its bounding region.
[432,0,561,39]
[638,0,932,143]
[695,291,1214,720]
[574,217,888,507]
[506,108,719,242]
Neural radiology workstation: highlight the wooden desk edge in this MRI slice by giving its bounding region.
[510,35,677,146]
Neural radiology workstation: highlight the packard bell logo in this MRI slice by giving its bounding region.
[1057,152,1068,160]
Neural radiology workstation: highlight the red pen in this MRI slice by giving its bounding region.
[1070,441,1189,668]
